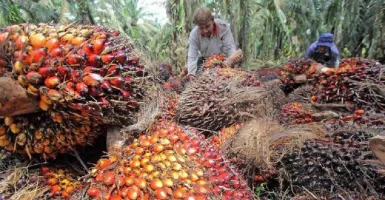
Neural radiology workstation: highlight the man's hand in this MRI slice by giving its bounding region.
[188,74,195,81]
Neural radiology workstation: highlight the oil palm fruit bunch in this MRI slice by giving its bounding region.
[210,122,243,148]
[0,111,103,160]
[203,54,225,68]
[310,57,384,111]
[176,68,267,131]
[40,166,83,199]
[0,23,149,158]
[278,129,385,197]
[280,103,313,125]
[280,58,317,92]
[86,120,254,200]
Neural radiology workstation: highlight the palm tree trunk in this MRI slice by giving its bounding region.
[239,0,250,64]
[77,0,94,25]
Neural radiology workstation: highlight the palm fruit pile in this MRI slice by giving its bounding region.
[0,162,84,199]
[278,128,385,197]
[203,54,225,68]
[279,103,313,124]
[86,120,254,200]
[280,58,317,93]
[0,23,149,158]
[40,166,83,199]
[176,67,266,131]
[310,58,385,110]
[210,122,243,148]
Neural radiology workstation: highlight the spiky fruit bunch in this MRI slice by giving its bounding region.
[310,57,385,111]
[0,23,150,157]
[176,68,267,131]
[40,166,83,199]
[278,129,385,197]
[86,120,254,200]
[280,103,313,124]
[0,112,103,159]
[1,23,147,124]
[281,58,316,75]
[203,54,225,68]
[211,122,243,148]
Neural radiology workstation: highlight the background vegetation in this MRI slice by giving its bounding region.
[0,0,384,70]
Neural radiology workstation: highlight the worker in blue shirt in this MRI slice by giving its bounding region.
[305,33,340,68]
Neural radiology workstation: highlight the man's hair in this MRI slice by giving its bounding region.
[193,7,213,25]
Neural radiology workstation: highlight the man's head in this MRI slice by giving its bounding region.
[193,7,215,37]
[317,33,334,53]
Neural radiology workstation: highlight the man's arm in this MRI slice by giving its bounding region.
[187,31,200,76]
[221,28,236,57]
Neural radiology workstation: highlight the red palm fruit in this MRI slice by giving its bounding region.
[83,66,102,74]
[87,187,101,197]
[0,32,8,43]
[92,39,105,54]
[31,48,47,63]
[30,33,46,48]
[15,35,29,50]
[354,109,365,115]
[39,66,57,78]
[62,43,74,54]
[17,75,29,87]
[96,32,108,39]
[88,54,102,67]
[82,43,93,54]
[109,76,125,88]
[101,81,112,93]
[45,38,60,51]
[112,31,120,36]
[103,171,115,186]
[24,55,33,65]
[27,84,39,96]
[66,54,84,66]
[106,64,120,76]
[40,95,52,105]
[61,33,75,44]
[76,82,89,95]
[115,50,127,64]
[72,36,86,46]
[50,185,61,195]
[13,61,25,74]
[47,89,62,101]
[311,96,317,102]
[13,51,22,60]
[89,86,104,97]
[124,76,132,85]
[39,100,50,111]
[65,82,76,96]
[50,47,65,58]
[57,66,71,78]
[70,70,82,82]
[121,90,130,100]
[99,97,110,107]
[44,76,61,89]
[83,73,103,86]
[26,71,43,84]
[101,54,115,64]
